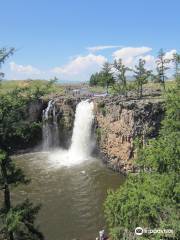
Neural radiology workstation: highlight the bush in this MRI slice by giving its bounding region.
[0,86,46,152]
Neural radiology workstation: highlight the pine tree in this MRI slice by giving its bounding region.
[0,150,44,240]
[172,53,180,88]
[0,48,15,82]
[113,59,130,97]
[134,59,151,98]
[0,46,44,240]
[101,62,115,94]
[156,49,170,90]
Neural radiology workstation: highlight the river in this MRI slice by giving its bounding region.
[12,152,124,240]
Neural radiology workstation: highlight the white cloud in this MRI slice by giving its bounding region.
[139,49,177,71]
[112,47,152,68]
[10,62,41,75]
[87,45,123,53]
[112,47,177,75]
[164,50,177,76]
[139,54,156,70]
[51,54,107,81]
[113,47,152,59]
[164,49,177,60]
[6,47,177,81]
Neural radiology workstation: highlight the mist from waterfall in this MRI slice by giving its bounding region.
[48,100,95,167]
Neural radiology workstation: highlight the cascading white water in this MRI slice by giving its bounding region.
[52,103,60,147]
[42,100,59,150]
[69,100,94,160]
[49,100,95,167]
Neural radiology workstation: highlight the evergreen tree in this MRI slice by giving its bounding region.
[113,59,130,97]
[0,46,44,240]
[156,49,170,89]
[172,53,180,87]
[48,76,58,87]
[89,72,99,86]
[89,72,109,87]
[0,150,44,240]
[101,62,115,94]
[134,59,151,98]
[0,48,15,82]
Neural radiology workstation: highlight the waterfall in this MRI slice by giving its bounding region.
[69,100,94,160]
[48,100,95,167]
[42,100,59,150]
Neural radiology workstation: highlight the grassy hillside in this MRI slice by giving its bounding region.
[0,80,65,94]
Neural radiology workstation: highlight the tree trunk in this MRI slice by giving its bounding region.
[4,183,11,212]
[140,84,143,98]
[106,82,109,94]
[161,61,166,90]
[137,83,140,98]
[123,83,126,98]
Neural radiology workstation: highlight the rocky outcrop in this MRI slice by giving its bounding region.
[27,99,45,122]
[94,96,164,173]
[55,97,77,147]
[45,97,81,148]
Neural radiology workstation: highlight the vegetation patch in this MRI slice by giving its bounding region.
[104,80,180,239]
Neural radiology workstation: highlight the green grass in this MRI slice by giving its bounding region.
[88,80,177,97]
[144,79,176,90]
[0,79,65,95]
[0,79,176,96]
[88,85,106,94]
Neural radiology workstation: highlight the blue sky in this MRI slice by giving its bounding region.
[1,0,180,81]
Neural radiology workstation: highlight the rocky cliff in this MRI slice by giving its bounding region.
[54,97,80,147]
[94,96,164,173]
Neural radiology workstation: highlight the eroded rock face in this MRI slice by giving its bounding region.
[42,96,92,148]
[27,99,45,122]
[94,97,164,173]
[50,97,81,148]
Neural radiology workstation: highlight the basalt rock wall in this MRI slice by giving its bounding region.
[94,96,164,173]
